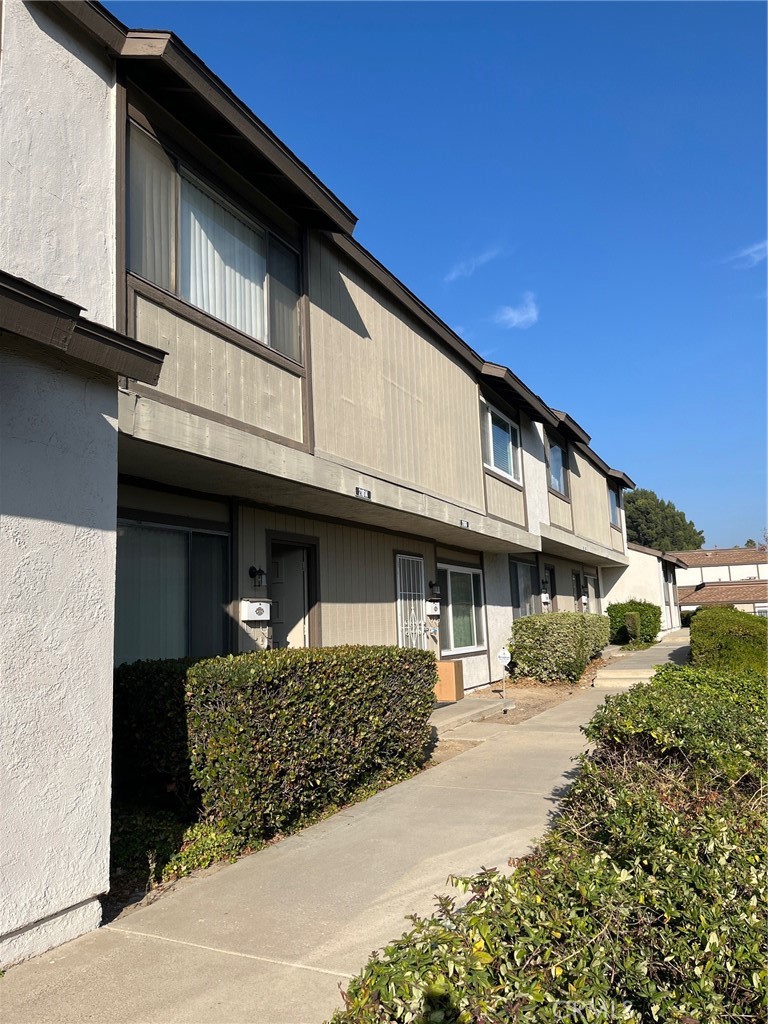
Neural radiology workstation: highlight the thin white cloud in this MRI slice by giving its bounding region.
[444,246,501,283]
[728,240,766,269]
[494,292,539,330]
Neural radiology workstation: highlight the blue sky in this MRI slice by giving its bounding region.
[107,1,766,547]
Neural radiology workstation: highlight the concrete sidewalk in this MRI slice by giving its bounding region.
[2,687,621,1024]
[592,628,690,688]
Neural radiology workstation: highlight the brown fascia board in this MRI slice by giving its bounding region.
[627,542,686,567]
[480,363,559,427]
[551,409,591,445]
[49,2,357,236]
[0,270,165,385]
[608,469,636,490]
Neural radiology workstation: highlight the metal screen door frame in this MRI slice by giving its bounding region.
[396,554,427,650]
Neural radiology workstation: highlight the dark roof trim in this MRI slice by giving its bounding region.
[480,363,559,427]
[50,2,357,235]
[608,469,636,489]
[627,541,686,567]
[551,409,591,444]
[0,271,165,384]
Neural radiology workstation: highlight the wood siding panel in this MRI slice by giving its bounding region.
[239,506,437,648]
[136,295,303,442]
[570,450,613,548]
[549,492,573,531]
[309,237,485,510]
[485,474,526,526]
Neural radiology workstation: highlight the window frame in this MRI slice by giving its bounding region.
[509,557,541,620]
[126,119,304,368]
[480,399,523,485]
[546,433,570,499]
[608,483,622,529]
[437,563,487,656]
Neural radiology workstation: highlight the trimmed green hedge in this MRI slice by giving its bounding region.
[186,646,436,841]
[332,663,767,1023]
[690,606,767,675]
[606,599,662,644]
[113,657,198,811]
[509,612,610,682]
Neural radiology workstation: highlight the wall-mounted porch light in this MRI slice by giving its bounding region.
[428,581,441,598]
[248,565,266,588]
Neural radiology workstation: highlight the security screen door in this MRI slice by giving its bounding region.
[396,554,427,650]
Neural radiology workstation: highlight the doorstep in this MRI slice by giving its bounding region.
[430,697,516,738]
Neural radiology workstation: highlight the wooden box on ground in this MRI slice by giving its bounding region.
[435,660,464,703]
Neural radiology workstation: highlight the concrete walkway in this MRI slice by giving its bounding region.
[2,687,625,1024]
[592,628,690,687]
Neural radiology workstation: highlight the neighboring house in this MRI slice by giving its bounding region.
[1,0,640,963]
[671,547,768,617]
[601,542,685,633]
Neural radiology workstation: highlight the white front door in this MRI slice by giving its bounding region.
[396,554,427,650]
[271,544,309,648]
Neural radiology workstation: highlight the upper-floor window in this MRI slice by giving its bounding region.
[128,123,301,363]
[480,401,522,484]
[609,485,621,528]
[548,438,569,496]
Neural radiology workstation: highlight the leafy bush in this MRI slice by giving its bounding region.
[625,611,640,640]
[161,822,242,882]
[680,608,699,628]
[690,606,767,675]
[186,646,436,842]
[332,662,767,1024]
[606,599,662,644]
[112,657,198,812]
[509,612,609,682]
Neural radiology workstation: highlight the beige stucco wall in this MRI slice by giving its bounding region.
[135,297,304,444]
[482,552,513,685]
[601,549,679,632]
[0,0,116,326]
[0,344,118,966]
[521,417,548,535]
[309,236,485,510]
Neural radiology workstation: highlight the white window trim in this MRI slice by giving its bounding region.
[439,563,487,656]
[481,400,523,485]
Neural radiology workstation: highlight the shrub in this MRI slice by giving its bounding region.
[332,663,768,1024]
[112,657,198,812]
[606,599,662,644]
[509,612,609,682]
[186,645,436,842]
[625,611,640,640]
[680,608,698,628]
[690,606,767,675]
[161,822,242,882]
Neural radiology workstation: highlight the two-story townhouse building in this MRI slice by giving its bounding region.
[1,0,636,963]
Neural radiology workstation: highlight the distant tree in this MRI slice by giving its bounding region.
[624,488,705,551]
[744,538,757,548]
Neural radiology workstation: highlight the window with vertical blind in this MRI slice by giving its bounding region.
[510,558,540,619]
[609,485,621,527]
[547,437,569,496]
[437,565,486,655]
[480,400,522,484]
[114,521,229,666]
[128,122,301,363]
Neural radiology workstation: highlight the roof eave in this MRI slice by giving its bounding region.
[50,2,357,235]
